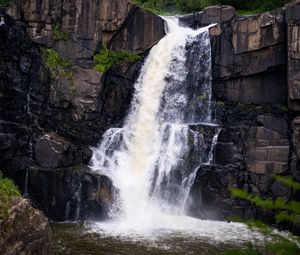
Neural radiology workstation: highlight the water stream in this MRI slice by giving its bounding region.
[53,17,263,254]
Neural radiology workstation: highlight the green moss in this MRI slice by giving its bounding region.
[93,43,141,73]
[0,0,15,6]
[280,105,288,112]
[41,48,73,77]
[0,172,20,220]
[197,95,207,101]
[216,101,225,108]
[52,24,70,41]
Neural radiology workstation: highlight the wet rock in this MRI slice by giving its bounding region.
[27,165,114,221]
[110,6,165,53]
[0,198,52,255]
[35,133,92,168]
[186,164,248,220]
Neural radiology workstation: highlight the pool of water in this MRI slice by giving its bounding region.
[52,216,264,255]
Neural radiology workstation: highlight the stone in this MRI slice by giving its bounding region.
[292,117,300,157]
[215,142,243,165]
[246,160,288,175]
[256,115,288,134]
[110,6,165,53]
[201,6,236,26]
[35,133,92,168]
[0,198,52,255]
[214,71,287,104]
[249,127,286,141]
[247,146,289,162]
[232,9,285,54]
[286,1,300,111]
[27,165,114,221]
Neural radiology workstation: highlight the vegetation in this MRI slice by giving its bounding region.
[52,24,70,41]
[0,0,15,6]
[131,0,291,15]
[224,175,300,255]
[41,48,73,77]
[216,101,225,108]
[93,43,141,73]
[0,172,20,220]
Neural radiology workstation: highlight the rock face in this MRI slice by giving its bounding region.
[1,0,300,229]
[0,0,165,221]
[0,198,52,255]
[185,3,299,225]
[286,0,300,111]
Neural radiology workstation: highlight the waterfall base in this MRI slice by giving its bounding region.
[52,219,264,255]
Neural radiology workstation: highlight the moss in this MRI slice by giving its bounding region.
[0,172,20,220]
[280,105,288,113]
[41,48,73,78]
[93,43,141,73]
[197,95,207,101]
[216,101,225,108]
[52,24,70,41]
[0,0,15,6]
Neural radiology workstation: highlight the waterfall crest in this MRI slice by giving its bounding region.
[90,18,218,225]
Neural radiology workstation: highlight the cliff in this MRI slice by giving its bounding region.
[0,0,164,221]
[0,0,300,231]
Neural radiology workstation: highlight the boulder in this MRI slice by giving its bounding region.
[27,165,114,221]
[0,198,52,255]
[35,133,92,168]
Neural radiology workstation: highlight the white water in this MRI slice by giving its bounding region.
[90,18,255,242]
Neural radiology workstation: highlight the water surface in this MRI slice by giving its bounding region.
[52,217,263,255]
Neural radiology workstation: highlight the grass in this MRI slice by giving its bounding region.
[93,43,141,73]
[0,172,20,220]
[41,48,73,77]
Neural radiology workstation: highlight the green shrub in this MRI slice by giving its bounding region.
[93,43,141,73]
[0,172,20,220]
[226,175,300,255]
[52,24,70,41]
[41,48,73,77]
[131,0,290,15]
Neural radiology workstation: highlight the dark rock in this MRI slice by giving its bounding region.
[110,6,165,53]
[201,6,236,26]
[186,164,246,220]
[35,133,92,168]
[286,1,300,111]
[27,165,114,221]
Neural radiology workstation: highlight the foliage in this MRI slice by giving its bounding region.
[0,172,20,219]
[131,0,290,15]
[93,43,141,73]
[41,48,73,77]
[52,24,70,41]
[226,175,300,255]
[0,0,15,6]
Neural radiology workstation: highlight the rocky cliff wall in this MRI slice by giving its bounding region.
[183,1,300,232]
[1,0,300,228]
[0,0,165,221]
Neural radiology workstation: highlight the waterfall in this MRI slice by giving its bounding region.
[90,18,217,225]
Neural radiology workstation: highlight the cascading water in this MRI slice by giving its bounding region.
[91,17,214,222]
[89,18,258,243]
